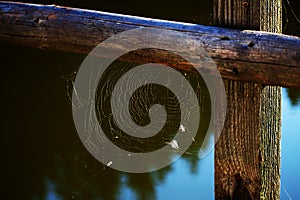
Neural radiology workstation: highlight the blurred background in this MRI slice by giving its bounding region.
[0,0,299,199]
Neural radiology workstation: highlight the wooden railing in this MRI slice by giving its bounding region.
[0,1,299,88]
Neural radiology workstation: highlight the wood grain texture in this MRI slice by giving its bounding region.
[214,0,281,199]
[259,1,282,199]
[0,1,300,88]
[214,81,262,200]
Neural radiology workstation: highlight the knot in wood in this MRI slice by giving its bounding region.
[243,2,249,9]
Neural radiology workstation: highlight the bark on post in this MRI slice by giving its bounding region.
[213,0,281,199]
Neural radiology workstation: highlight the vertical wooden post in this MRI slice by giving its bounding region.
[213,0,281,199]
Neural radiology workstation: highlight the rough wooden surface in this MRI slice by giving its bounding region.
[259,0,282,199]
[0,1,300,88]
[214,0,281,199]
[214,81,262,200]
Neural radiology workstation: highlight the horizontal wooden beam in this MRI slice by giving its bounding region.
[0,1,300,88]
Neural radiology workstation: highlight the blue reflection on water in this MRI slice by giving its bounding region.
[281,88,300,200]
[156,154,213,200]
[46,181,62,200]
[116,153,213,200]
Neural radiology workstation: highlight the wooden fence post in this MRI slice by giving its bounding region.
[214,0,281,199]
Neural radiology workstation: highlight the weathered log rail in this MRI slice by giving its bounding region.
[0,1,300,88]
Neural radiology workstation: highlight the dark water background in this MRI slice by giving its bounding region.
[1,0,300,199]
